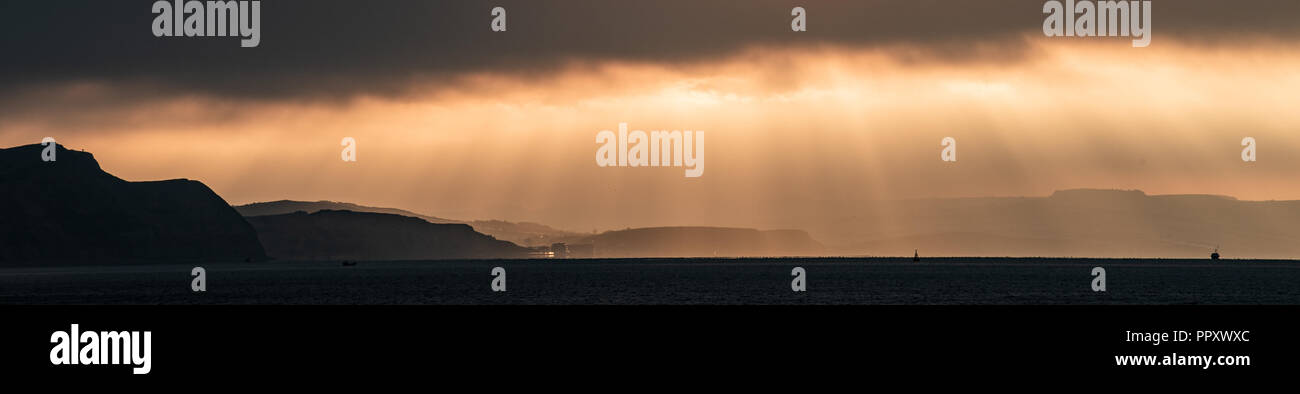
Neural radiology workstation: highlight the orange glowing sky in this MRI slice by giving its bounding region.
[3,32,1299,232]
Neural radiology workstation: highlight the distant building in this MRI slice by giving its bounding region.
[526,246,552,258]
[551,243,569,258]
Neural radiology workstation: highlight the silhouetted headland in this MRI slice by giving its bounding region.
[0,144,265,265]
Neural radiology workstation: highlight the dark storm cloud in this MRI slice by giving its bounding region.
[1,0,1297,100]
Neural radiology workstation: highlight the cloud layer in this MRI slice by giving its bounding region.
[3,0,1299,100]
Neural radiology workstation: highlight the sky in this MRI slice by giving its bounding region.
[2,0,1299,232]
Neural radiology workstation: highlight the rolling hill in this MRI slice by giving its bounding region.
[244,210,530,261]
[234,200,582,246]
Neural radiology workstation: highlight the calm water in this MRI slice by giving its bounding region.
[0,258,1297,304]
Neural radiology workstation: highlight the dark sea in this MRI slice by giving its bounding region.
[1,258,1297,305]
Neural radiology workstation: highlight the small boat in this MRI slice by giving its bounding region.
[913,249,920,262]
[1210,247,1220,261]
[341,261,358,267]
